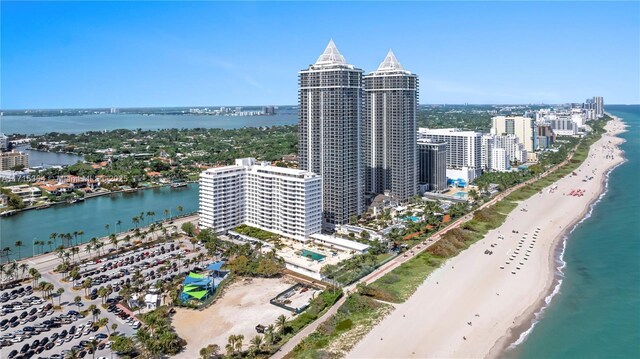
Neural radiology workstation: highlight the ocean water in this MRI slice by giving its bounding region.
[508,105,640,358]
[0,112,298,135]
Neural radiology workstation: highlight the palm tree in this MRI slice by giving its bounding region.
[86,338,99,359]
[116,220,122,233]
[275,314,287,336]
[147,211,156,224]
[225,334,244,356]
[19,263,29,279]
[110,322,118,336]
[47,240,54,251]
[163,208,169,221]
[1,247,11,263]
[56,288,65,306]
[85,244,92,259]
[92,307,101,322]
[98,317,110,335]
[49,232,58,247]
[249,335,264,356]
[105,224,110,236]
[265,324,276,345]
[98,287,108,304]
[29,267,40,286]
[71,247,80,263]
[123,235,131,247]
[132,216,140,228]
[233,334,244,355]
[82,278,92,296]
[200,344,220,359]
[14,241,24,259]
[109,234,118,251]
[77,230,84,245]
[65,346,80,359]
[176,205,184,216]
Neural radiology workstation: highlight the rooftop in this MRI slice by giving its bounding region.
[370,49,412,75]
[314,39,347,66]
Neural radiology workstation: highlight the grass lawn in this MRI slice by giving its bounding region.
[285,294,393,359]
[366,251,443,303]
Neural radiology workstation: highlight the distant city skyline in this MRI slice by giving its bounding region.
[2,1,639,109]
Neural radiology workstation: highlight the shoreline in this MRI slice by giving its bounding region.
[491,115,629,357]
[348,116,628,359]
[1,181,197,217]
[491,158,627,357]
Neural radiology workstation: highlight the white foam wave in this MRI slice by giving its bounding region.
[506,159,625,350]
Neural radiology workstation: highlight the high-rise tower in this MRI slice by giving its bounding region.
[298,40,363,231]
[363,50,418,202]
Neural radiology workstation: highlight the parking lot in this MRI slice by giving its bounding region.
[1,234,204,359]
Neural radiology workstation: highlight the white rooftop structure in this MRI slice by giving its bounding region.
[310,233,370,253]
[374,49,411,74]
[315,39,347,66]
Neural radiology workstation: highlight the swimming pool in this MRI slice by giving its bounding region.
[402,216,420,222]
[301,249,326,261]
[453,192,468,199]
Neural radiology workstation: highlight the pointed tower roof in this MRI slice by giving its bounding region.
[376,49,406,72]
[315,39,347,66]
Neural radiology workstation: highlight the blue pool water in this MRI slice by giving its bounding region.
[301,249,326,261]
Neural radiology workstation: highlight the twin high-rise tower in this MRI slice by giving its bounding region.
[299,40,418,231]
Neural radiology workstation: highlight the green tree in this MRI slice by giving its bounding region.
[275,314,288,336]
[181,222,196,237]
[14,240,24,259]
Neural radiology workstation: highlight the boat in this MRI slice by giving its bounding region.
[36,204,51,210]
[123,188,138,193]
[171,181,188,188]
[1,210,16,217]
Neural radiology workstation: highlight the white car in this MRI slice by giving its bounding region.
[10,336,23,343]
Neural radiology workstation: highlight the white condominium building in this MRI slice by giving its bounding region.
[481,134,495,171]
[495,134,527,164]
[199,158,322,241]
[491,148,509,172]
[491,116,537,152]
[417,128,482,170]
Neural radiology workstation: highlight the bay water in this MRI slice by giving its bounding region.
[1,112,297,135]
[0,184,199,261]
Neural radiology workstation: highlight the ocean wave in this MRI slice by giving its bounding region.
[506,159,625,350]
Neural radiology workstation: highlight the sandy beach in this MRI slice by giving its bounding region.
[348,117,627,359]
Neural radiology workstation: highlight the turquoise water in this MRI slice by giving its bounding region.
[453,192,468,199]
[1,112,298,135]
[301,249,326,261]
[509,105,640,358]
[402,216,420,222]
[0,184,199,261]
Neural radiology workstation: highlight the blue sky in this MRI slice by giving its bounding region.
[2,1,639,109]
